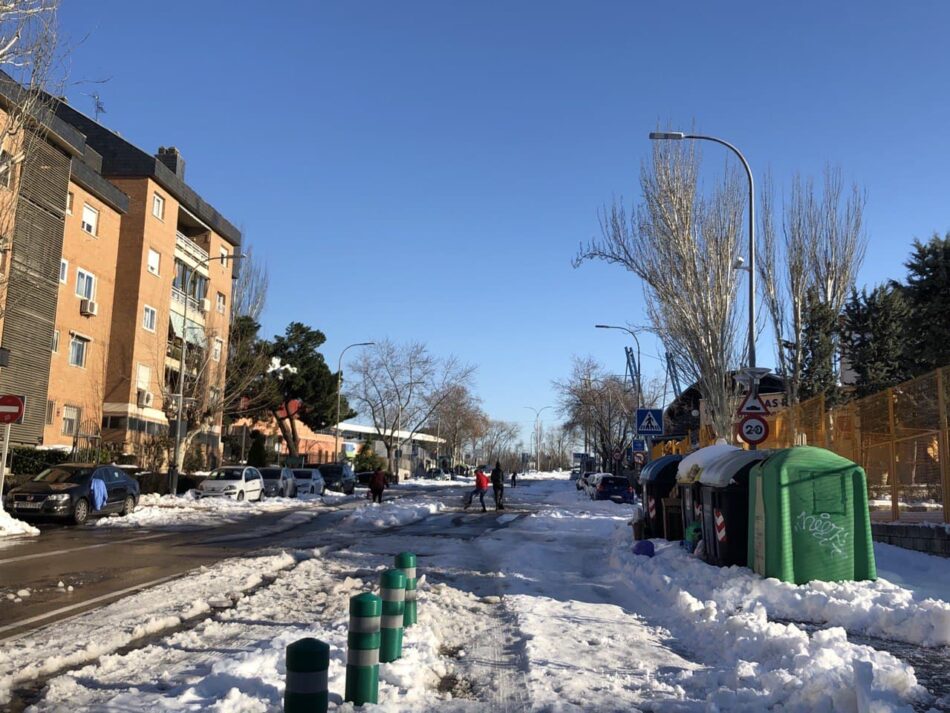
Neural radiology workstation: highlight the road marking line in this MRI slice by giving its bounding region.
[0,532,170,566]
[0,571,183,638]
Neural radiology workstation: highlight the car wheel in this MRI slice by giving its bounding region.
[72,498,89,526]
[121,495,136,516]
[236,490,245,502]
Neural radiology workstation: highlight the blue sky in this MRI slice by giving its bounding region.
[59,1,950,442]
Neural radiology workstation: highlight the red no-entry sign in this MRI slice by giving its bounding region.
[0,394,25,425]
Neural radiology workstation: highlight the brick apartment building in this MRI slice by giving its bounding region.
[0,83,241,464]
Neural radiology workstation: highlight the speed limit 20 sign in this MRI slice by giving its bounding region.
[738,415,769,445]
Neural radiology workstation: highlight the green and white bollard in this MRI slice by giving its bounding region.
[345,592,381,706]
[395,552,418,627]
[379,569,406,663]
[284,637,329,713]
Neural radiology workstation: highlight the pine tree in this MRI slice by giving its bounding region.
[799,289,840,403]
[842,285,910,398]
[901,233,950,374]
[353,442,384,473]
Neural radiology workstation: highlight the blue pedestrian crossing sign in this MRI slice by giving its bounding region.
[631,439,647,452]
[635,408,663,435]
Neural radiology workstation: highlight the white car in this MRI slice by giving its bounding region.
[292,468,327,496]
[584,472,612,497]
[197,466,264,501]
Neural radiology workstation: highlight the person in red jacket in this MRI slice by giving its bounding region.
[369,467,388,504]
[464,468,490,512]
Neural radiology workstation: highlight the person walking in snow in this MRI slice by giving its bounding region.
[369,467,387,504]
[490,461,505,510]
[510,469,518,488]
[464,468,490,512]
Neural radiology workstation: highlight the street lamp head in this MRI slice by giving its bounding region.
[732,256,746,270]
[594,324,611,329]
[649,131,686,141]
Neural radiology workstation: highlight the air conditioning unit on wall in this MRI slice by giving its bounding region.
[80,299,98,316]
[136,389,154,408]
[201,298,210,313]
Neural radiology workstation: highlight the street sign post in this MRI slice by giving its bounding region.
[633,452,646,466]
[737,392,771,417]
[0,394,25,502]
[631,439,647,452]
[635,408,663,436]
[738,415,769,446]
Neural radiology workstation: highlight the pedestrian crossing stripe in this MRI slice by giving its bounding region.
[636,408,663,435]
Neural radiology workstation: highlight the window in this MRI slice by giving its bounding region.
[147,248,161,275]
[212,338,223,362]
[60,259,68,284]
[81,203,99,236]
[66,191,73,214]
[76,269,95,299]
[61,405,80,436]
[152,193,165,220]
[68,334,88,367]
[51,330,59,353]
[216,292,226,314]
[136,364,151,391]
[219,248,228,264]
[143,305,157,332]
[45,399,54,425]
[0,150,12,189]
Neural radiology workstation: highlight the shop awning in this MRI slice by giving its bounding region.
[169,312,207,348]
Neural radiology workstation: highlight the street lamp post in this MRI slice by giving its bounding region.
[524,405,551,472]
[594,325,642,407]
[334,342,374,461]
[171,252,244,494]
[649,131,762,447]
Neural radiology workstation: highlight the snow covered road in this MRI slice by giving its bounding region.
[2,475,948,711]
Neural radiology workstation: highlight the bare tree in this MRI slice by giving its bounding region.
[424,384,484,464]
[758,167,866,407]
[576,138,744,437]
[230,242,268,322]
[477,419,520,464]
[347,340,475,475]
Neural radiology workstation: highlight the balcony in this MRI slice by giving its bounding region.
[176,231,209,264]
[171,287,204,316]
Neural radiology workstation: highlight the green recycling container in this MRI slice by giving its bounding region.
[747,446,876,584]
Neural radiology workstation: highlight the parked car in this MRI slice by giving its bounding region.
[3,463,140,525]
[577,471,596,491]
[591,474,637,503]
[584,472,612,497]
[426,467,450,480]
[197,466,263,501]
[316,462,356,494]
[260,466,297,498]
[293,468,326,496]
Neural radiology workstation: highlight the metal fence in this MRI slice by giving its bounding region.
[656,366,950,522]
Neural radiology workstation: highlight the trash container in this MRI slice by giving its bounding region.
[638,454,682,539]
[677,442,740,536]
[698,449,769,567]
[748,446,877,584]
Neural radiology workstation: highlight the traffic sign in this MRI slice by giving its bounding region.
[737,392,771,417]
[633,452,646,466]
[635,408,663,435]
[613,450,622,461]
[631,439,647,452]
[738,415,769,445]
[0,395,24,425]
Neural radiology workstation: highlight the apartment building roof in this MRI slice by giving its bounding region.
[51,101,242,248]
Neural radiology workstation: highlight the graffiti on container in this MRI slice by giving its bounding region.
[794,511,848,558]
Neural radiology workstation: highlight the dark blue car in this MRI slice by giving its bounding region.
[592,475,636,503]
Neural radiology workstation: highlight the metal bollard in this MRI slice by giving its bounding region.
[395,551,418,627]
[284,637,329,713]
[379,569,406,663]
[345,592,381,706]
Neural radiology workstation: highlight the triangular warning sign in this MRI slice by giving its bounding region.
[737,392,771,416]
[639,412,660,432]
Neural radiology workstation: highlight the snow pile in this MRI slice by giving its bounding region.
[610,534,929,710]
[341,499,445,529]
[0,507,39,537]
[0,550,297,705]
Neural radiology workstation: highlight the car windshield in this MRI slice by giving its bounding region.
[260,468,283,480]
[32,466,92,484]
[293,470,312,479]
[206,468,244,480]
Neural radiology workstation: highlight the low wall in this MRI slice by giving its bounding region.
[871,522,950,558]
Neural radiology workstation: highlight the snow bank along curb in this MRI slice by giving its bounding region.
[341,499,445,529]
[0,550,298,705]
[609,528,931,710]
[0,507,39,537]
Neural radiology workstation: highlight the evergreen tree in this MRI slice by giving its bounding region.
[353,442,384,473]
[246,430,268,467]
[842,285,910,398]
[799,289,840,402]
[901,233,950,374]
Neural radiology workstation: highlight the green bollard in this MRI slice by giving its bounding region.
[284,637,329,713]
[379,569,406,663]
[345,592,381,706]
[395,552,418,627]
